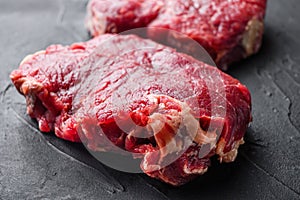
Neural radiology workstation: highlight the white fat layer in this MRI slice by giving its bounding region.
[93,12,108,34]
[20,78,43,95]
[86,2,108,35]
[218,138,245,163]
[17,78,44,115]
[148,113,166,134]
[144,94,217,171]
[183,165,208,175]
[242,18,264,55]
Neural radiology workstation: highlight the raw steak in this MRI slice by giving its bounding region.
[10,34,252,186]
[86,0,267,70]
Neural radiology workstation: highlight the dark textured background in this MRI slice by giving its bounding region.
[0,0,299,199]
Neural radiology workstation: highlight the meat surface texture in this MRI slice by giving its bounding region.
[86,0,267,70]
[10,34,252,186]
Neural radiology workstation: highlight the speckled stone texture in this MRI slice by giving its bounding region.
[0,0,299,199]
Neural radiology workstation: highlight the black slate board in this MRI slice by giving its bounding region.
[0,0,299,199]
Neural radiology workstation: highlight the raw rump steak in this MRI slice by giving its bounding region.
[10,34,252,186]
[86,0,267,70]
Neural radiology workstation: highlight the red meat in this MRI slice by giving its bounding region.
[10,34,251,186]
[86,0,267,70]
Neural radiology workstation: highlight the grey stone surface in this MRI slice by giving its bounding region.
[0,0,299,199]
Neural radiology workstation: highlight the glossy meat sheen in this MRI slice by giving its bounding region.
[86,0,267,70]
[10,34,251,185]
